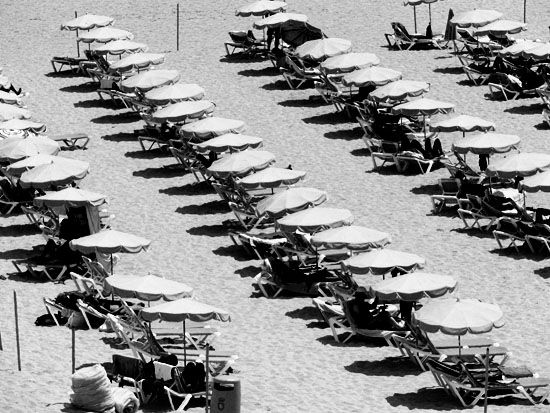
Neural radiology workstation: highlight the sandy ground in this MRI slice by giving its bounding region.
[0,0,549,412]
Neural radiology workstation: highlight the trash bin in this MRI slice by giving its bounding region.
[210,376,241,413]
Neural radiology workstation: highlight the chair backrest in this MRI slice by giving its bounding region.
[229,31,247,44]
[381,140,400,154]
[391,22,412,42]
[71,272,100,295]
[439,178,460,195]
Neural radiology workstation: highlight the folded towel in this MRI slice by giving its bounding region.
[112,387,140,413]
[154,361,174,381]
[70,364,115,412]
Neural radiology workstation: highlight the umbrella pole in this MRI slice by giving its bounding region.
[75,11,80,58]
[483,346,490,412]
[458,335,461,357]
[205,345,210,413]
[71,327,76,374]
[183,320,187,365]
[428,4,432,24]
[523,0,527,23]
[110,254,113,275]
[413,6,417,33]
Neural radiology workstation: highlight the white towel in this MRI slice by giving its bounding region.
[112,387,139,413]
[154,361,174,381]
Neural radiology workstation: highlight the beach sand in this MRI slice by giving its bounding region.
[0,0,549,411]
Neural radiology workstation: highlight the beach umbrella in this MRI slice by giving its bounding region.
[368,272,457,302]
[19,157,89,189]
[207,149,275,178]
[341,67,402,88]
[392,98,455,117]
[94,40,148,55]
[520,171,550,193]
[253,13,307,29]
[485,152,550,178]
[499,39,540,57]
[310,225,391,251]
[0,103,31,121]
[451,10,503,28]
[277,207,353,234]
[295,38,352,62]
[343,248,426,276]
[151,100,215,124]
[0,119,46,134]
[452,133,520,155]
[523,42,550,61]
[431,115,495,137]
[144,83,205,105]
[194,133,263,154]
[61,14,114,31]
[180,117,246,141]
[256,187,327,218]
[108,53,165,73]
[0,91,23,106]
[369,80,430,103]
[320,52,380,75]
[404,0,441,33]
[77,27,134,44]
[473,20,527,37]
[120,69,180,93]
[7,154,85,176]
[280,21,324,49]
[237,167,306,189]
[0,136,59,162]
[34,187,107,208]
[236,0,287,17]
[103,274,193,301]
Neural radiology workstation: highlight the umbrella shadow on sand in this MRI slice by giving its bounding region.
[410,183,440,195]
[101,132,136,142]
[0,223,39,237]
[345,356,422,377]
[324,128,362,141]
[261,79,297,91]
[44,70,83,78]
[0,248,36,260]
[175,200,229,215]
[159,181,213,196]
[234,264,259,277]
[59,83,97,94]
[90,112,141,124]
[386,388,459,410]
[504,103,544,115]
[316,333,389,348]
[302,111,351,125]
[186,223,228,237]
[432,66,464,75]
[73,99,114,109]
[211,245,251,262]
[277,97,328,108]
[350,147,370,157]
[219,55,267,64]
[124,148,172,159]
[534,267,550,279]
[132,166,184,179]
[285,306,320,321]
[238,67,279,77]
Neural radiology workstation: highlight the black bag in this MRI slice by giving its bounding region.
[55,291,87,311]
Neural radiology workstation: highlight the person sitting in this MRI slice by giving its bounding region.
[455,171,486,199]
[347,288,406,331]
[481,189,526,219]
[424,138,444,159]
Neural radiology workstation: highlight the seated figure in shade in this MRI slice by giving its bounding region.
[346,287,406,331]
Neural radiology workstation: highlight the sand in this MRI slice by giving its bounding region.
[0,0,549,411]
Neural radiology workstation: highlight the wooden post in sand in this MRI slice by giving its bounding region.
[176,3,180,51]
[75,11,80,57]
[13,291,21,371]
[205,346,209,413]
[523,0,527,23]
[0,321,3,351]
[71,328,76,374]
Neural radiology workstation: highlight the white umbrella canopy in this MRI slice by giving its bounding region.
[120,69,180,93]
[320,52,380,74]
[109,53,165,73]
[0,90,23,106]
[485,152,550,178]
[499,39,541,57]
[94,40,148,55]
[194,133,263,154]
[403,0,442,32]
[276,207,353,234]
[78,27,134,44]
[0,119,47,134]
[368,80,430,103]
[180,117,246,141]
[392,98,455,117]
[523,42,550,61]
[451,9,503,28]
[236,0,287,17]
[253,13,307,30]
[295,38,352,61]
[103,274,193,301]
[141,298,231,323]
[255,187,327,218]
[0,136,59,162]
[310,225,391,251]
[69,229,151,255]
[341,67,402,88]
[452,132,520,155]
[413,298,504,335]
[207,149,275,179]
[144,83,205,105]
[19,157,89,189]
[7,154,85,176]
[237,167,306,189]
[343,248,426,276]
[61,14,114,31]
[431,115,495,135]
[473,20,527,37]
[0,103,31,121]
[151,100,215,124]
[34,187,107,208]
[368,272,457,302]
[521,171,550,193]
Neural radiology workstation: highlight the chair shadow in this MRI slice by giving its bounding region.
[345,356,421,377]
[211,245,251,262]
[534,122,549,130]
[124,148,171,159]
[234,264,259,278]
[186,224,228,237]
[456,79,476,87]
[5,270,53,283]
[59,83,97,93]
[100,132,136,142]
[0,248,36,260]
[237,67,279,77]
[285,305,320,321]
[219,55,267,64]
[450,227,494,239]
[386,387,459,410]
[277,97,328,108]
[90,112,141,125]
[433,66,463,75]
[305,320,328,329]
[504,102,543,115]
[133,167,184,179]
[350,147,370,157]
[302,111,351,125]
[316,333,389,348]
[100,336,127,350]
[488,245,547,261]
[534,266,550,279]
[261,79,296,91]
[0,223,39,237]
[159,181,213,196]
[175,200,229,215]
[410,183,440,195]
[323,128,362,141]
[44,70,85,78]
[73,99,113,109]
[365,166,402,176]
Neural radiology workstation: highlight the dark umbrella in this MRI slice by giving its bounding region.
[280,21,324,48]
[444,8,456,41]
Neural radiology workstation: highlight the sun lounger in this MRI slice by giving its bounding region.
[387,22,446,51]
[457,195,500,230]
[492,217,526,252]
[51,56,89,73]
[50,133,90,150]
[431,178,461,213]
[280,55,321,90]
[224,30,266,57]
[228,227,287,259]
[12,257,79,282]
